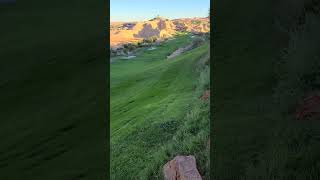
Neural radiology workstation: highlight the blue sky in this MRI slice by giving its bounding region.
[111,0,210,22]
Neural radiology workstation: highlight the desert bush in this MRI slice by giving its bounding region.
[123,48,128,54]
[143,36,158,44]
[143,38,152,44]
[123,43,137,51]
[137,42,143,47]
[151,36,158,42]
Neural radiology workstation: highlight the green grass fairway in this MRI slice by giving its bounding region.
[111,35,210,179]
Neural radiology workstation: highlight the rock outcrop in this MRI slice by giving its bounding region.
[110,17,209,49]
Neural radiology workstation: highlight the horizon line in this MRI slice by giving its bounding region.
[110,16,209,23]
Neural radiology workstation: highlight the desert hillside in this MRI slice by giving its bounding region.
[110,17,209,49]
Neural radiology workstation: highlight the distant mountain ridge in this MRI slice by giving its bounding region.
[110,17,209,49]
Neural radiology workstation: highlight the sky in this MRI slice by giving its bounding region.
[110,0,210,22]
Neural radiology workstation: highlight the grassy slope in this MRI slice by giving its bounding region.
[213,0,320,179]
[0,1,107,180]
[111,35,210,179]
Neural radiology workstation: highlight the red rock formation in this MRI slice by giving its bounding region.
[110,17,210,49]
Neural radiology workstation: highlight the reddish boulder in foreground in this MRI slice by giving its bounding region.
[163,155,202,180]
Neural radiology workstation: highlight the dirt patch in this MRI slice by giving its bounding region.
[167,43,195,59]
[167,47,187,59]
[167,37,205,59]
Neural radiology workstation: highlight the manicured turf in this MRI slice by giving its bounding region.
[111,35,210,179]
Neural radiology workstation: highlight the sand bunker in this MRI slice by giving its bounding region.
[148,47,157,51]
[122,55,136,60]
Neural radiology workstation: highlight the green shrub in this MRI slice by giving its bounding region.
[143,36,158,44]
[151,36,158,42]
[143,38,152,44]
[137,42,143,47]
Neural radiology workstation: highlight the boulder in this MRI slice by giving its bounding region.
[163,155,202,180]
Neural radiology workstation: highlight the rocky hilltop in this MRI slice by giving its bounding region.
[110,17,209,49]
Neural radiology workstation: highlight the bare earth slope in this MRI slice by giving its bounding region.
[110,17,210,49]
